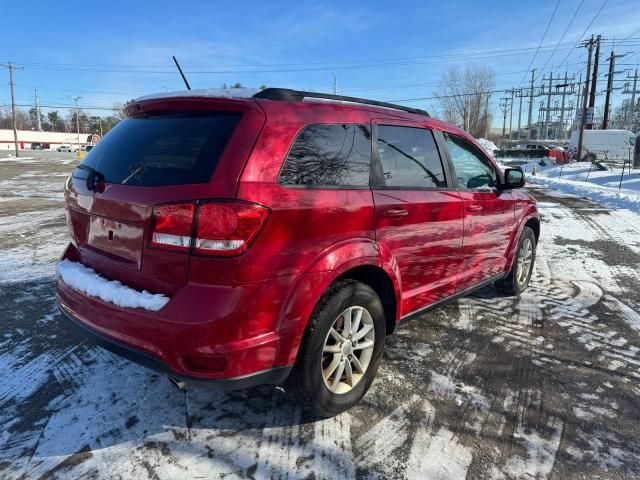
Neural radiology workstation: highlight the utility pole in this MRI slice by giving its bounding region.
[577,37,595,161]
[34,89,42,131]
[621,69,640,131]
[587,34,601,129]
[517,88,524,133]
[558,72,569,140]
[602,50,616,129]
[508,89,515,140]
[528,69,535,139]
[499,95,510,138]
[484,92,490,138]
[0,62,23,157]
[71,96,82,149]
[631,69,638,115]
[544,72,553,139]
[332,74,337,95]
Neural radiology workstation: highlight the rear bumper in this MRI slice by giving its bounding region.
[55,244,302,387]
[58,299,291,390]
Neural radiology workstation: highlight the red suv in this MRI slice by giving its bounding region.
[56,88,539,416]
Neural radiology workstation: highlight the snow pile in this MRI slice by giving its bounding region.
[56,260,169,311]
[526,162,640,213]
[135,88,260,102]
[476,138,498,156]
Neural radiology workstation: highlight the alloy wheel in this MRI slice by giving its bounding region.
[321,306,375,394]
[516,238,533,286]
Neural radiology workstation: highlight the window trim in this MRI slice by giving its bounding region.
[277,122,374,189]
[370,122,453,191]
[441,131,501,191]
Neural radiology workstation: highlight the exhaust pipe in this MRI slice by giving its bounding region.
[168,376,187,390]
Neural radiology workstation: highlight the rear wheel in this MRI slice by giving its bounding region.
[495,227,536,296]
[285,280,386,416]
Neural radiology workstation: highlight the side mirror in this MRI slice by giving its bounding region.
[502,167,525,189]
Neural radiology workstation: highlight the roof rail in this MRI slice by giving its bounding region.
[253,88,429,117]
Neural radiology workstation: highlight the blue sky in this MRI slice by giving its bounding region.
[2,0,640,126]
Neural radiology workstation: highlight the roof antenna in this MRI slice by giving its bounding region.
[172,56,191,90]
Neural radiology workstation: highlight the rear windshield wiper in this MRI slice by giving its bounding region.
[76,164,105,191]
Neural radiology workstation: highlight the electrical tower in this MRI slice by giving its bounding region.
[622,69,640,131]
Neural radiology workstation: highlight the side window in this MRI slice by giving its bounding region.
[279,124,371,186]
[376,126,446,188]
[445,133,497,189]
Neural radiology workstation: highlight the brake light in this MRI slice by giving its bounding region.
[150,201,269,257]
[194,202,269,256]
[151,203,195,252]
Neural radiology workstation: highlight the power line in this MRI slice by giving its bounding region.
[535,0,586,80]
[556,0,609,68]
[518,0,561,87]
[12,45,587,75]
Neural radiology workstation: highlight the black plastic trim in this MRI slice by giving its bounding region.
[400,272,507,322]
[58,300,292,391]
[254,88,429,117]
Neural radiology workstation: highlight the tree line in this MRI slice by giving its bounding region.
[0,103,125,135]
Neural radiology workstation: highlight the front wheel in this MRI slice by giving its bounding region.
[285,280,386,417]
[495,226,536,296]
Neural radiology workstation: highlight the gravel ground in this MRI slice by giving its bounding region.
[1,152,640,479]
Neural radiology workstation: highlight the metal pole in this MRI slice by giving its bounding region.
[602,50,615,129]
[34,89,42,131]
[587,35,601,129]
[619,158,627,190]
[508,89,514,140]
[71,96,82,149]
[0,62,21,157]
[484,92,489,138]
[577,38,594,161]
[9,64,19,156]
[544,73,553,140]
[559,72,568,140]
[528,69,535,139]
[517,88,523,133]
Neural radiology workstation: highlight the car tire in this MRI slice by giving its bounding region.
[495,226,536,296]
[285,280,386,417]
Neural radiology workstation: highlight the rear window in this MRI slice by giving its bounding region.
[279,124,371,187]
[74,112,241,187]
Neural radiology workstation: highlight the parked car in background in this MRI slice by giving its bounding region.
[569,129,636,161]
[56,88,540,416]
[57,145,73,152]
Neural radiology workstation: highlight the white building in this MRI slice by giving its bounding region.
[0,129,98,150]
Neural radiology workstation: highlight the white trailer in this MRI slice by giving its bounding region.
[568,129,636,162]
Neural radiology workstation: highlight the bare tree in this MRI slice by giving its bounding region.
[434,65,495,138]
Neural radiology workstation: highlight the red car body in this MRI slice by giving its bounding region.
[56,89,540,389]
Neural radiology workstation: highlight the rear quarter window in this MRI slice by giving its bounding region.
[278,124,372,187]
[74,112,241,187]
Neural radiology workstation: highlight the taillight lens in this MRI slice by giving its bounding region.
[150,201,269,257]
[194,202,270,257]
[151,203,195,252]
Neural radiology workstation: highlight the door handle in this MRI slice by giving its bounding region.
[466,203,483,212]
[383,208,409,219]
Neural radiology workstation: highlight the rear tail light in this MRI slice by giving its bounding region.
[151,203,195,252]
[150,201,269,257]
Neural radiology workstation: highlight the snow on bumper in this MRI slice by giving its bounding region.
[56,259,169,311]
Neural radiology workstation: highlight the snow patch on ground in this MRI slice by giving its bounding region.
[504,414,564,479]
[524,161,640,213]
[430,372,490,410]
[409,425,473,480]
[56,260,169,311]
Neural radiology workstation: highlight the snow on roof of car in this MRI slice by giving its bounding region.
[134,88,261,102]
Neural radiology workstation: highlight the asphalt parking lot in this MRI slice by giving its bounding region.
[1,151,640,479]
